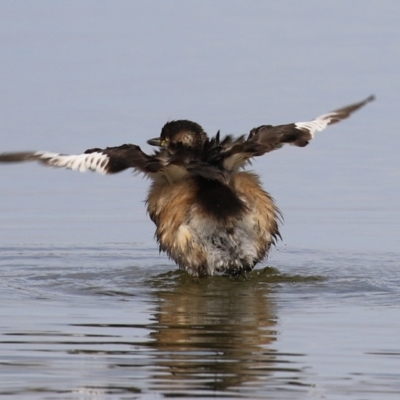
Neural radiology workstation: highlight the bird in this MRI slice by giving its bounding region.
[0,95,375,276]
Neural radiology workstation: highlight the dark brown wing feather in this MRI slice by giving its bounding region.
[84,144,161,174]
[215,95,375,170]
[247,95,375,156]
[0,144,162,175]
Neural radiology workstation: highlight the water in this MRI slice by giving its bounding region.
[1,243,399,399]
[1,1,400,398]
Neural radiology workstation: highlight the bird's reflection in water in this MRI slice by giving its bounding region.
[146,267,288,393]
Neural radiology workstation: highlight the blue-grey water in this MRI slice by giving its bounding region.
[1,1,400,399]
[1,244,400,399]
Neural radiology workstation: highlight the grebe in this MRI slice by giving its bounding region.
[0,95,374,275]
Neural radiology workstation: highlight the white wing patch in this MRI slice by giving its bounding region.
[35,151,109,174]
[295,111,339,138]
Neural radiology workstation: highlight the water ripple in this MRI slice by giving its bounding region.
[1,244,400,398]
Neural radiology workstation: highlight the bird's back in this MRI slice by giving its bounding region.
[146,170,280,276]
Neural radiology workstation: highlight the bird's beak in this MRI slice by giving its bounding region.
[147,137,163,147]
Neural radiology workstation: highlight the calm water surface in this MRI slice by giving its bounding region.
[1,243,399,399]
[1,2,400,399]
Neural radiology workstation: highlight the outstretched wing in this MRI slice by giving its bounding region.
[220,95,375,170]
[0,144,162,175]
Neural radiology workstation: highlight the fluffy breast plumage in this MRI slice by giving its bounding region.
[146,171,281,276]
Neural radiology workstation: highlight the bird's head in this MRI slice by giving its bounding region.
[147,120,207,151]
